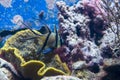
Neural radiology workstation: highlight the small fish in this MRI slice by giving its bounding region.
[21,24,60,54]
[12,21,61,55]
[36,25,52,54]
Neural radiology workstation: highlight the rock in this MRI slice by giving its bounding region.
[41,75,82,80]
[72,61,86,70]
[103,58,120,67]
[0,68,15,80]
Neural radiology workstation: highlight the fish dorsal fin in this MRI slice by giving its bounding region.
[39,25,50,34]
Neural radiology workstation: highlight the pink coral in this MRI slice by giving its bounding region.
[82,0,107,16]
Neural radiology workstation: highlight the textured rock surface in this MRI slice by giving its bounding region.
[0,68,15,80]
[72,61,86,70]
[41,75,82,80]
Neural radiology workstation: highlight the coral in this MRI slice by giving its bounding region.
[101,0,120,57]
[56,1,103,71]
[82,0,108,45]
[0,29,70,80]
[2,29,55,60]
[82,0,107,16]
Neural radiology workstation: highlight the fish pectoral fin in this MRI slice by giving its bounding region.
[42,48,53,54]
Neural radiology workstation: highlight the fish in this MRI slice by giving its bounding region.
[20,23,61,54]
[36,25,59,54]
[0,21,62,54]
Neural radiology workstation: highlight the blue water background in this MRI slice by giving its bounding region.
[0,0,79,31]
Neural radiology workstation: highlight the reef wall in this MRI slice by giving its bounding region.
[55,0,108,71]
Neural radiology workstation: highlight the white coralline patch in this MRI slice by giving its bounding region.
[45,0,55,9]
[99,22,119,49]
[0,0,12,8]
[11,15,23,26]
[67,36,78,46]
[100,29,116,48]
[81,40,103,63]
[41,75,82,80]
[0,68,14,80]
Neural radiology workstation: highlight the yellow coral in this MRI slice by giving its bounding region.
[0,29,70,80]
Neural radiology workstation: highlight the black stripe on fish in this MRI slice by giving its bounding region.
[37,26,52,54]
[54,25,58,48]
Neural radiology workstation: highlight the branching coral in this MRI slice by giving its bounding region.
[102,0,120,40]
[101,0,120,57]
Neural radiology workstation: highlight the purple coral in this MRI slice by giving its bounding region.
[82,0,108,45]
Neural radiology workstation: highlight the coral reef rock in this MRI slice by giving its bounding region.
[72,61,86,70]
[0,68,15,80]
[56,0,103,70]
[41,75,82,80]
[0,58,18,80]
